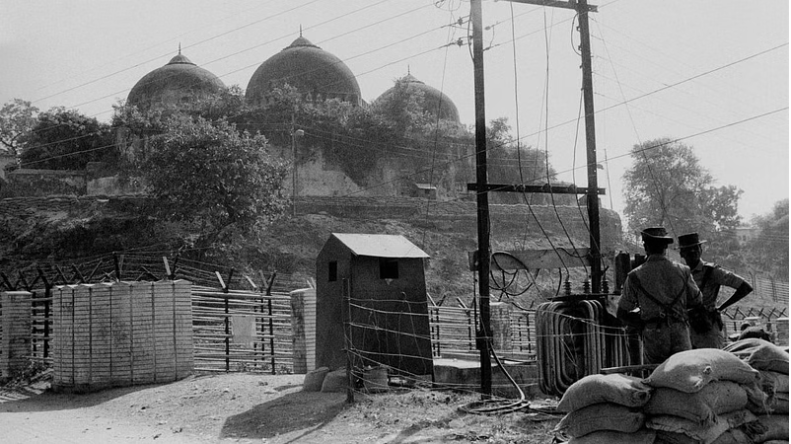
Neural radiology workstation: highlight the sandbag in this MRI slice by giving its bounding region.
[320,368,348,393]
[724,338,789,375]
[302,366,330,392]
[752,414,790,443]
[759,370,790,394]
[643,381,748,424]
[767,392,789,414]
[647,410,757,444]
[567,428,656,444]
[557,373,652,412]
[644,349,759,393]
[710,428,752,444]
[744,381,772,414]
[554,403,644,438]
[654,430,701,444]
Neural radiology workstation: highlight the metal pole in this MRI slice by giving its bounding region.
[471,0,492,398]
[577,0,602,293]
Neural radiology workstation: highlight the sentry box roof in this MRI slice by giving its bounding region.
[330,233,429,259]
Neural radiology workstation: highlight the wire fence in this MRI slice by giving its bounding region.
[0,253,303,374]
[1,252,788,388]
[428,305,537,361]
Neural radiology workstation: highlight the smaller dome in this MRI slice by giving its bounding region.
[127,50,225,111]
[374,73,460,123]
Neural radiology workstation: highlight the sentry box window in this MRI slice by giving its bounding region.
[379,258,399,279]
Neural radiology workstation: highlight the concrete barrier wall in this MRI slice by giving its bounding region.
[0,291,32,378]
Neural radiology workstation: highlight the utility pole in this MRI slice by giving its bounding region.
[503,0,601,292]
[576,0,602,293]
[470,0,492,398]
[468,0,601,398]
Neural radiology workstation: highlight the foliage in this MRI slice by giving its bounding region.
[141,117,289,254]
[485,117,571,205]
[191,84,247,122]
[0,98,39,159]
[371,80,433,134]
[745,199,789,279]
[19,107,116,170]
[623,138,742,252]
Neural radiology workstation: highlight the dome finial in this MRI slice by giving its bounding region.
[408,65,411,76]
[178,42,182,55]
[299,25,302,37]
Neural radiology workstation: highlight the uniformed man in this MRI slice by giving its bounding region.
[617,227,704,364]
[678,232,754,349]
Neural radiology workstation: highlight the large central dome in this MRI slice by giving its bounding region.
[127,51,225,111]
[245,35,361,106]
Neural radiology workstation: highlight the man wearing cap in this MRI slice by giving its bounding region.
[678,232,754,349]
[617,227,704,364]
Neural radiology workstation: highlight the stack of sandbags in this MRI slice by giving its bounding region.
[554,373,655,443]
[641,348,778,444]
[302,366,330,392]
[724,339,790,444]
[320,368,348,393]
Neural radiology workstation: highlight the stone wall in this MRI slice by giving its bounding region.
[4,165,144,198]
[5,169,87,196]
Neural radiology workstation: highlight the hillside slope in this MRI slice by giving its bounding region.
[0,195,624,306]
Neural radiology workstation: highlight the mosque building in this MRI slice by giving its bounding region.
[127,47,225,111]
[125,33,466,199]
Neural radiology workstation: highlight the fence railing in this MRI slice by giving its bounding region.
[748,274,789,305]
[191,286,294,374]
[428,305,536,361]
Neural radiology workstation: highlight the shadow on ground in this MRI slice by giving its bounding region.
[221,391,347,440]
[0,382,161,412]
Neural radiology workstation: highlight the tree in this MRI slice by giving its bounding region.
[0,99,39,158]
[623,138,742,246]
[746,199,789,279]
[141,117,289,254]
[19,107,115,170]
[485,117,571,205]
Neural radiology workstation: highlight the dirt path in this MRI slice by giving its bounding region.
[0,372,558,444]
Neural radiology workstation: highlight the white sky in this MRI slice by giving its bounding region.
[0,0,788,223]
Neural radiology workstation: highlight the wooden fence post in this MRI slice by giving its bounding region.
[433,307,441,358]
[216,271,230,372]
[466,309,474,351]
[268,298,275,374]
[777,317,789,346]
[490,302,512,353]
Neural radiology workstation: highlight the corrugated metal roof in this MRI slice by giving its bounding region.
[331,233,429,259]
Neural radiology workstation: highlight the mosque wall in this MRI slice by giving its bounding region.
[4,163,143,198]
[296,150,364,197]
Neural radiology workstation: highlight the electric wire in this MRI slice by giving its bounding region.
[592,20,675,237]
[421,9,458,249]
[31,0,323,104]
[15,12,457,158]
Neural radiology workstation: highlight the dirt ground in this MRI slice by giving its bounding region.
[0,371,561,444]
